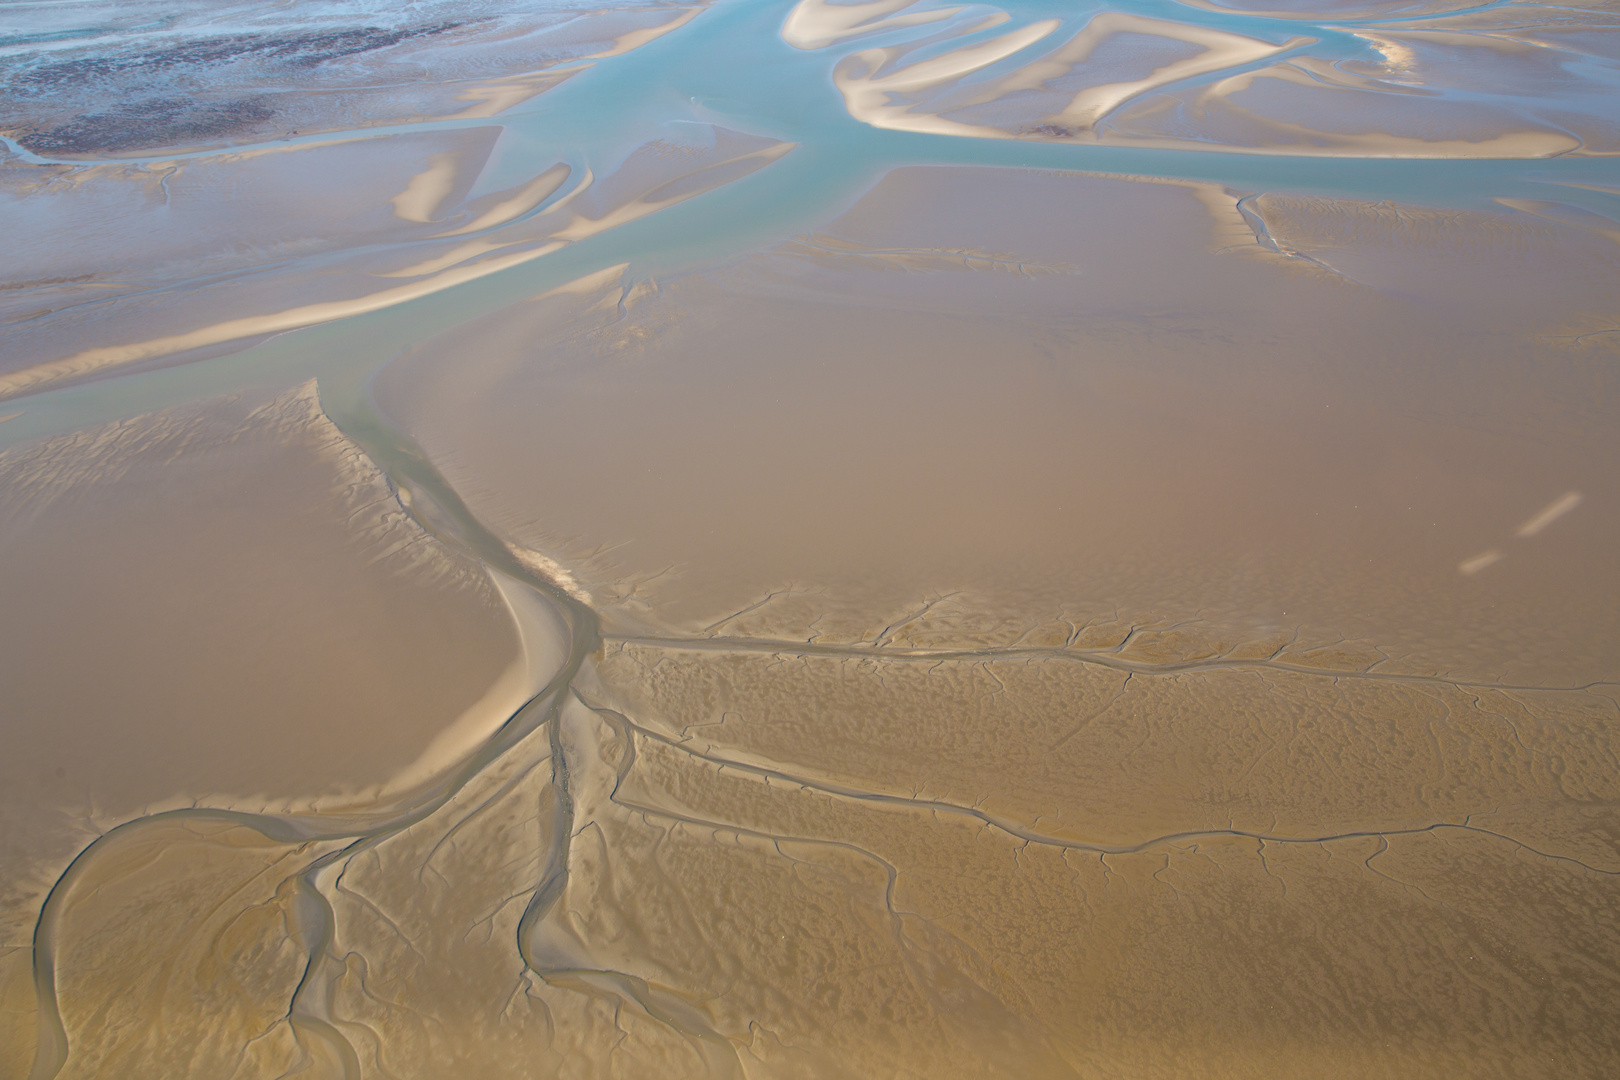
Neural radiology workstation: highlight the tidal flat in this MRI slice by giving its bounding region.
[1,0,1618,1076]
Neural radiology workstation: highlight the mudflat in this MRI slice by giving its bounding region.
[2,0,1618,1076]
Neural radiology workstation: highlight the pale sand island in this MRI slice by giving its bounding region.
[1,0,1618,1077]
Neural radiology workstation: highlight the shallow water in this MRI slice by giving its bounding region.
[1,0,1618,1076]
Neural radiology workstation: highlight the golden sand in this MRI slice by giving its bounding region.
[4,1,1618,1072]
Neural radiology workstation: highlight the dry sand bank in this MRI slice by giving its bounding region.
[0,124,793,400]
[788,0,1620,156]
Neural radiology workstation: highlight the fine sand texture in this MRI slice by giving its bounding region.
[5,161,1618,1080]
[318,166,1620,1075]
[3,0,1619,1074]
[0,380,552,1076]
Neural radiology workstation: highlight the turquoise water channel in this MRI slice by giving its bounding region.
[3,0,1618,446]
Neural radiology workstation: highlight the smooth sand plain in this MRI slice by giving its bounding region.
[380,166,1620,685]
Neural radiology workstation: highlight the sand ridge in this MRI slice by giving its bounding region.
[0,126,794,401]
[785,0,1617,156]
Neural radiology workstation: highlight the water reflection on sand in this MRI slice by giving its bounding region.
[2,0,1618,1076]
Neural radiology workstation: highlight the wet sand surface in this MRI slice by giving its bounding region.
[0,382,548,1064]
[2,0,1619,1077]
[380,167,1620,684]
